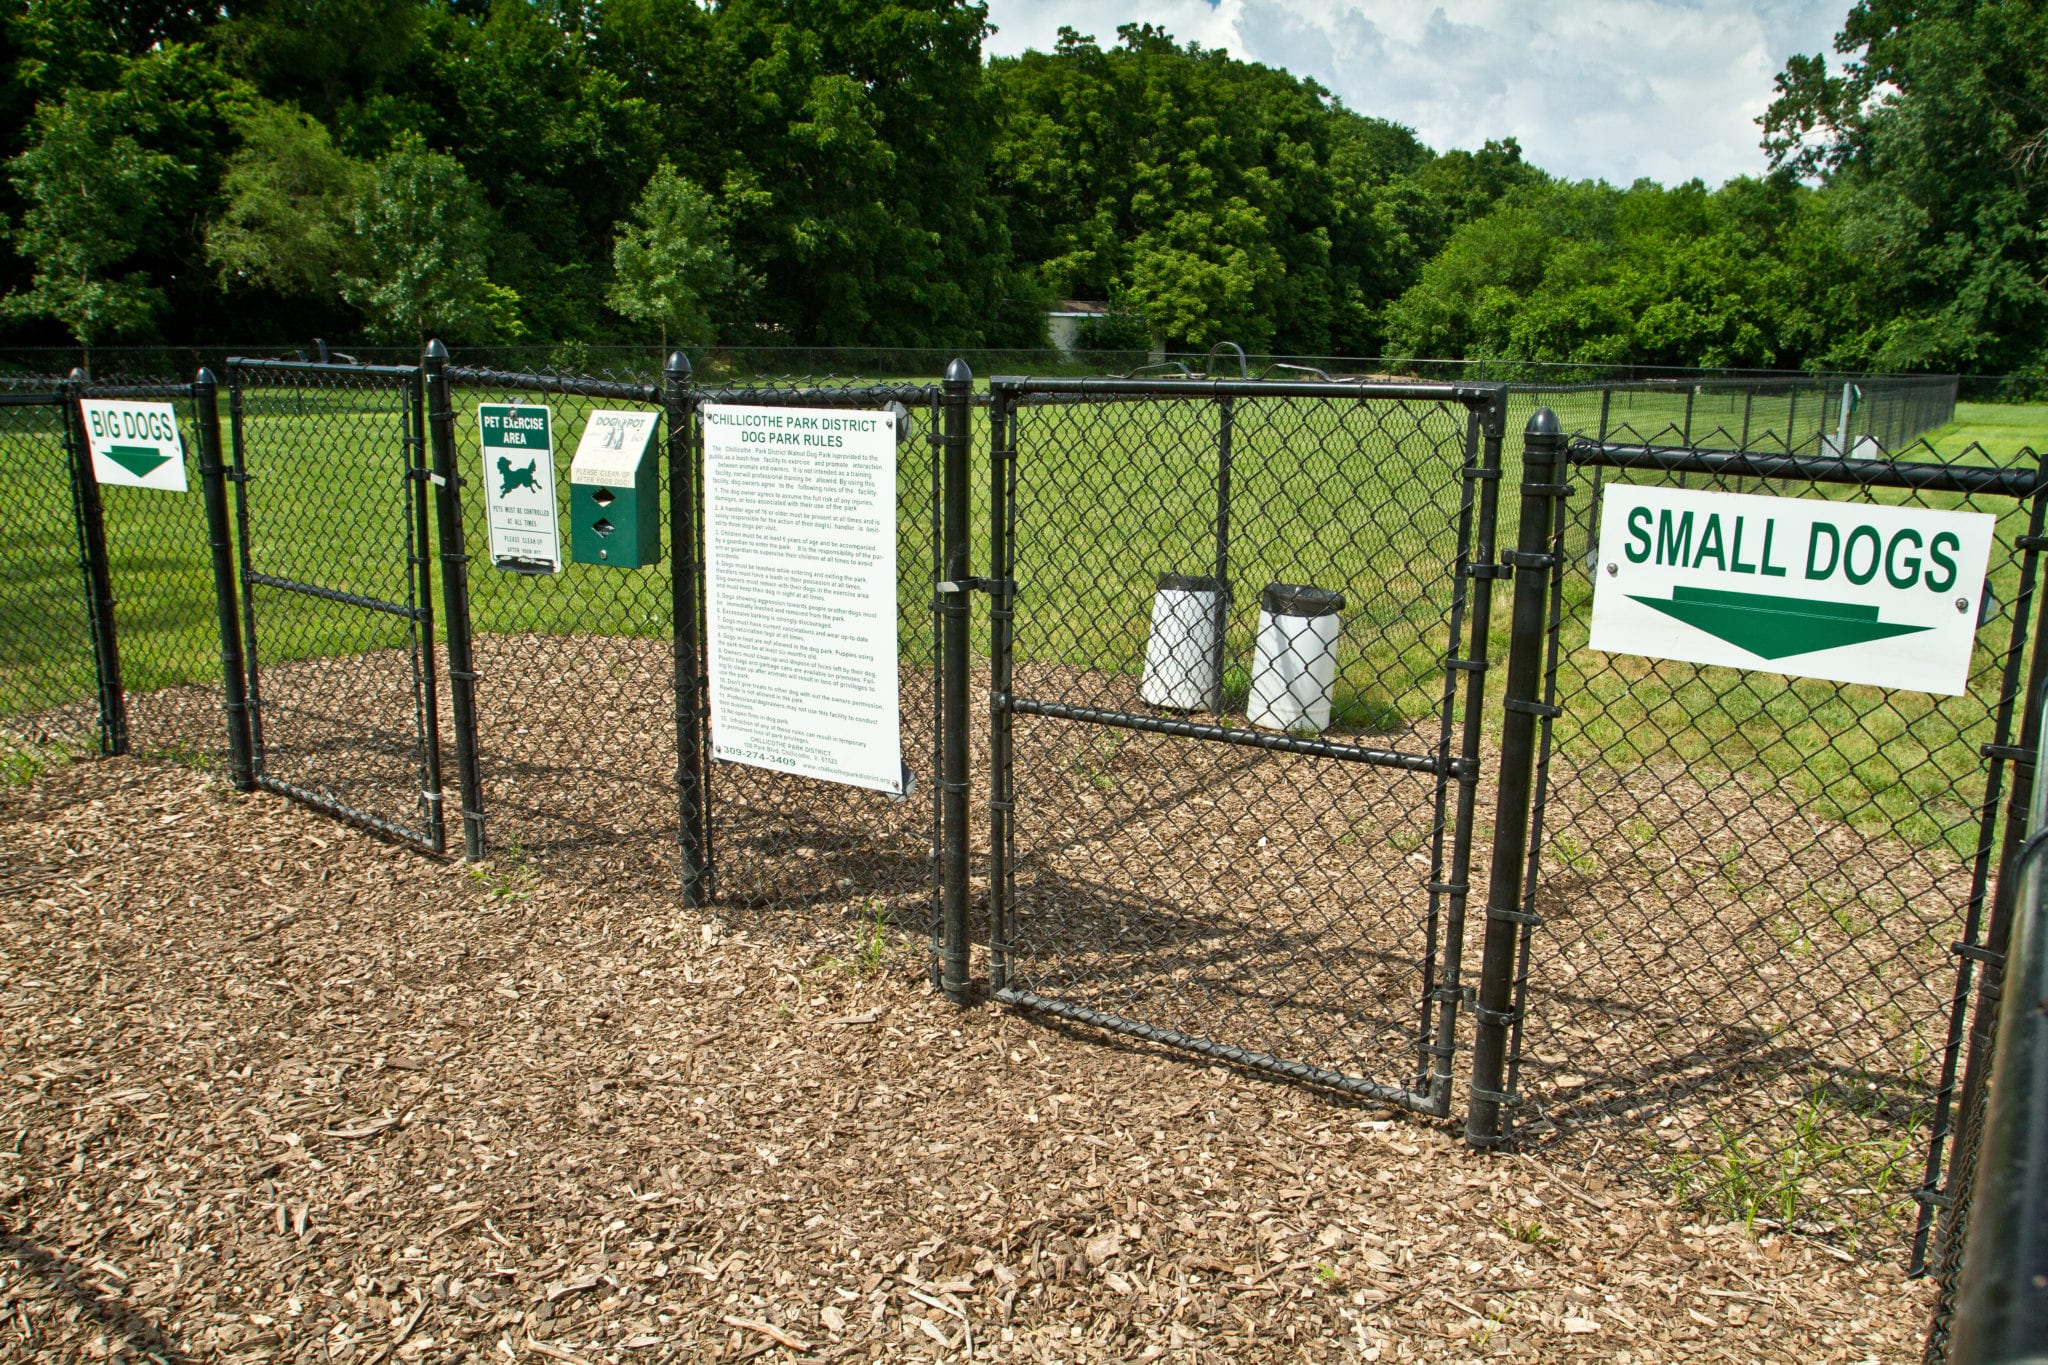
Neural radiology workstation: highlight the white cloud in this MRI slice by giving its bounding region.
[982,0,1851,185]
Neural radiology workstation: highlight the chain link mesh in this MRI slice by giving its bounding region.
[0,392,102,772]
[1499,415,2041,1256]
[443,367,677,886]
[227,362,443,850]
[989,381,1501,1109]
[73,381,233,767]
[686,379,944,953]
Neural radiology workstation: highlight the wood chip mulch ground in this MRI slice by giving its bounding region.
[1,755,1931,1363]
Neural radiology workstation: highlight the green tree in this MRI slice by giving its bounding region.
[3,83,188,358]
[607,161,738,351]
[989,24,1489,353]
[207,99,368,298]
[342,130,520,345]
[1763,0,2048,373]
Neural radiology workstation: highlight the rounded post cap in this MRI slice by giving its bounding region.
[67,367,85,382]
[424,338,449,362]
[1525,406,1563,438]
[665,350,692,380]
[196,366,217,386]
[944,357,973,386]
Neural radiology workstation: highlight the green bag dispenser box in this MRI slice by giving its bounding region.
[569,409,662,567]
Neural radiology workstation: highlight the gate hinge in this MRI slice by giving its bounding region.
[937,577,1012,596]
[1466,562,1509,580]
[1504,697,1563,719]
[1486,904,1543,927]
[1460,465,1502,482]
[1980,741,2033,766]
[1951,940,2005,968]
[1912,1186,1954,1212]
[2017,535,2048,552]
[1501,549,1557,570]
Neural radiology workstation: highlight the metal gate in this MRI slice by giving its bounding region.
[1468,413,2047,1255]
[985,376,1508,1113]
[225,359,446,852]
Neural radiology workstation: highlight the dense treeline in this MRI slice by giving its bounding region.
[1,0,2040,374]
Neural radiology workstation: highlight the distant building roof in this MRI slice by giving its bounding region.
[1048,300,1114,317]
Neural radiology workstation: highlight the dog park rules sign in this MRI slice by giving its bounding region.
[80,399,188,492]
[701,403,904,795]
[1590,484,1997,695]
[477,403,560,573]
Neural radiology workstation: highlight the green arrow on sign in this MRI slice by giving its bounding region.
[1629,585,1930,660]
[105,444,172,478]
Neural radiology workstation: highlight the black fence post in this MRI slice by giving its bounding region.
[424,340,485,860]
[65,369,127,756]
[987,383,1015,996]
[939,358,974,1004]
[664,351,709,908]
[1942,701,2048,1358]
[1465,407,1566,1147]
[194,369,254,792]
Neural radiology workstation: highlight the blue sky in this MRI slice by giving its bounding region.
[981,1,1853,186]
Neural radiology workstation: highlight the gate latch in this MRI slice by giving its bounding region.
[937,578,1012,596]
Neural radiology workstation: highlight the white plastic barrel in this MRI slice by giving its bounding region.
[1140,574,1224,710]
[1247,583,1345,734]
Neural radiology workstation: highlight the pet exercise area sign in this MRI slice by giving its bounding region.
[1590,484,1997,696]
[80,399,188,492]
[478,403,559,573]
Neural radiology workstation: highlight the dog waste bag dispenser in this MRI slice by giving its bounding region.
[1247,583,1345,734]
[570,409,662,567]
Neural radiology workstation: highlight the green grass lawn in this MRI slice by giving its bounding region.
[6,386,2048,854]
[1924,400,2048,456]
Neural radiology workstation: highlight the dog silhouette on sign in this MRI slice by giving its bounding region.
[498,456,541,497]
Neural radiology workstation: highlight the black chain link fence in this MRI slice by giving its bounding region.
[683,376,947,963]
[74,380,236,767]
[1920,691,2048,1364]
[986,377,1506,1111]
[440,363,679,888]
[7,344,2045,1326]
[0,391,102,774]
[1478,412,2043,1259]
[226,360,445,851]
